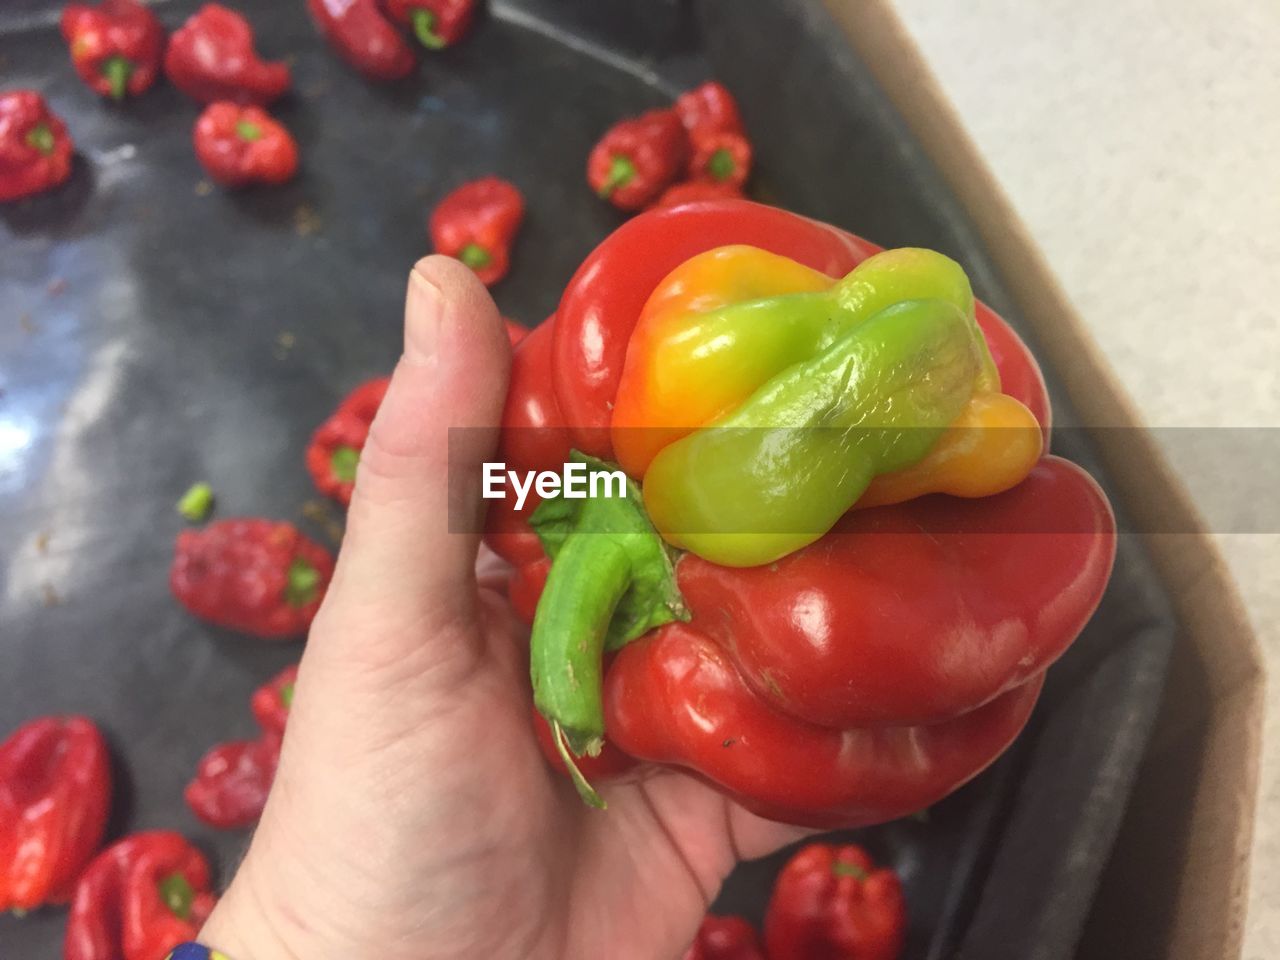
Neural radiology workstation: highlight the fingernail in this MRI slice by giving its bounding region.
[405,266,442,363]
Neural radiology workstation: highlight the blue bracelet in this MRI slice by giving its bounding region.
[165,946,231,960]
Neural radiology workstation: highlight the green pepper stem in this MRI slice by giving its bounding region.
[236,119,263,142]
[25,123,55,156]
[102,56,133,101]
[329,445,360,485]
[707,148,736,182]
[285,557,321,607]
[411,8,447,49]
[597,155,636,197]
[280,682,295,708]
[552,721,605,809]
[158,872,195,920]
[458,243,493,270]
[176,482,215,522]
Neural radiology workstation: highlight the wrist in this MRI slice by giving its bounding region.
[197,867,300,960]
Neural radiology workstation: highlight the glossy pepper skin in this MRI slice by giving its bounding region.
[588,108,689,211]
[60,0,164,101]
[430,177,525,286]
[307,377,391,506]
[385,0,476,50]
[675,81,745,137]
[65,831,215,960]
[764,844,906,960]
[0,716,111,912]
[170,518,334,638]
[486,201,1113,824]
[0,91,75,202]
[306,0,416,81]
[683,915,767,960]
[193,102,298,186]
[164,4,291,106]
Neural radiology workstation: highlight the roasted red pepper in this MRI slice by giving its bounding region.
[385,0,476,50]
[587,108,689,211]
[430,177,525,286]
[689,129,751,188]
[186,666,296,829]
[486,201,1113,824]
[683,915,767,960]
[675,81,745,137]
[306,0,416,81]
[193,102,298,187]
[0,716,111,912]
[170,519,334,638]
[164,4,291,106]
[0,91,75,203]
[307,377,391,507]
[765,844,907,960]
[655,180,744,209]
[64,831,215,960]
[60,0,164,101]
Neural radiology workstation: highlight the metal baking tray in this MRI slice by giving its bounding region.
[0,1,1174,957]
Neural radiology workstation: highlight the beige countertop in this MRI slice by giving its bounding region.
[888,0,1279,955]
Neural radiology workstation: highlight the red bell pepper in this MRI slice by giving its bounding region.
[385,0,477,50]
[0,91,75,203]
[193,102,298,187]
[307,377,391,507]
[429,177,526,286]
[764,843,907,960]
[683,915,767,960]
[306,0,416,81]
[504,318,528,345]
[187,665,296,828]
[675,81,745,137]
[0,716,111,912]
[655,179,744,209]
[587,108,689,211]
[60,0,164,101]
[164,4,291,106]
[64,831,215,960]
[485,201,1112,824]
[170,518,335,638]
[689,129,751,188]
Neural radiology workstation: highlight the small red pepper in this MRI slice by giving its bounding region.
[64,831,215,960]
[164,4,291,106]
[0,91,75,203]
[384,0,477,50]
[587,108,689,211]
[429,177,525,286]
[0,716,111,912]
[683,915,768,960]
[193,102,298,187]
[60,0,164,101]
[654,179,744,209]
[764,844,907,960]
[187,666,297,829]
[306,0,416,81]
[170,518,335,638]
[306,377,391,507]
[689,129,751,188]
[675,81,745,137]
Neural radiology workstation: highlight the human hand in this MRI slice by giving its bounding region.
[198,256,806,960]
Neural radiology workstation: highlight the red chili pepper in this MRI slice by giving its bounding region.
[164,4,291,106]
[683,915,768,960]
[306,0,416,81]
[0,91,75,203]
[60,0,164,101]
[384,0,476,50]
[587,108,689,211]
[764,844,907,960]
[251,664,299,737]
[306,377,391,507]
[193,102,298,187]
[675,81,745,137]
[430,177,526,286]
[170,518,335,638]
[654,179,744,209]
[64,831,215,960]
[0,716,111,912]
[689,129,751,187]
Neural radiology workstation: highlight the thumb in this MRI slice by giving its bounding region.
[310,255,510,666]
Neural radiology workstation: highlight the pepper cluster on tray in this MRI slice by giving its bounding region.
[486,199,1115,824]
